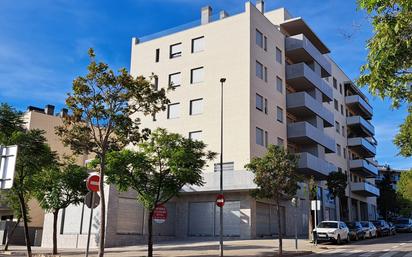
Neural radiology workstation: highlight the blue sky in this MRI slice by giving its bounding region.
[0,0,410,169]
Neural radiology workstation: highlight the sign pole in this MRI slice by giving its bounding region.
[314,190,318,246]
[85,191,95,257]
[219,78,226,257]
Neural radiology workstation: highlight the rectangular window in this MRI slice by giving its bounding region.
[214,162,234,172]
[190,98,203,115]
[339,83,343,94]
[170,43,182,58]
[191,67,204,84]
[277,106,283,123]
[155,48,160,62]
[167,103,180,119]
[189,130,202,141]
[256,127,264,146]
[192,36,205,53]
[334,99,339,111]
[333,77,337,89]
[264,36,267,51]
[276,47,282,64]
[264,131,268,147]
[276,76,283,93]
[168,72,181,87]
[343,148,347,159]
[337,144,341,156]
[335,121,340,133]
[256,94,263,111]
[342,126,345,136]
[256,61,263,80]
[264,99,268,114]
[256,29,263,48]
[153,76,159,91]
[264,67,268,82]
[277,137,284,146]
[340,104,344,115]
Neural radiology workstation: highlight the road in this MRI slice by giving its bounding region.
[309,232,412,257]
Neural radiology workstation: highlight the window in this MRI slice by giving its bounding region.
[256,94,263,111]
[333,77,337,89]
[256,29,263,48]
[192,36,205,53]
[153,76,159,90]
[167,103,180,119]
[155,48,160,62]
[214,162,234,172]
[190,98,203,115]
[168,72,181,87]
[256,127,264,146]
[335,121,340,133]
[334,99,339,111]
[170,43,182,58]
[189,130,202,141]
[343,148,347,159]
[264,36,267,51]
[276,76,283,93]
[264,67,268,82]
[342,126,345,136]
[277,106,284,123]
[264,99,268,114]
[339,83,343,94]
[337,144,341,156]
[256,61,263,80]
[191,67,204,84]
[276,47,282,64]
[340,104,344,115]
[277,137,284,146]
[264,131,268,147]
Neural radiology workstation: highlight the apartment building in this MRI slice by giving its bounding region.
[376,165,406,191]
[41,1,379,248]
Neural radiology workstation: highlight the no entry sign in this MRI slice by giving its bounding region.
[86,174,100,192]
[153,205,167,224]
[216,194,225,207]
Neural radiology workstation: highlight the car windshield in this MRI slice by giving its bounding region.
[395,219,409,224]
[360,222,369,227]
[346,222,357,229]
[318,222,338,228]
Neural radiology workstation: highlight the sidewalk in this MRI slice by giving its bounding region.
[0,238,333,257]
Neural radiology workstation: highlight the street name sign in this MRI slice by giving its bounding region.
[153,205,167,224]
[0,145,18,190]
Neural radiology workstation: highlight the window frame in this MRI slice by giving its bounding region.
[169,43,182,59]
[191,36,205,53]
[190,66,204,84]
[168,72,181,87]
[276,106,284,123]
[189,98,203,116]
[167,102,180,119]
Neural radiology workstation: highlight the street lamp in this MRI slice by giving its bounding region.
[219,77,226,257]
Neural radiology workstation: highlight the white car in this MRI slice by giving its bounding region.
[360,221,377,238]
[313,221,350,244]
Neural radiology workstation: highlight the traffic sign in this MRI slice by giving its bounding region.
[0,145,18,190]
[216,194,225,207]
[86,174,100,192]
[84,191,100,209]
[311,200,321,211]
[153,205,167,224]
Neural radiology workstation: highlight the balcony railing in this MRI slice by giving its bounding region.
[297,152,336,179]
[347,116,375,137]
[349,159,378,178]
[351,182,380,197]
[347,137,376,158]
[288,121,336,153]
[345,95,373,120]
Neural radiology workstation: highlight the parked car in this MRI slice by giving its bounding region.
[313,221,350,244]
[347,221,366,240]
[388,222,397,235]
[360,221,377,238]
[394,218,412,232]
[372,220,390,237]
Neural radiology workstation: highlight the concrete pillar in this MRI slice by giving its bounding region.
[219,10,229,19]
[201,6,212,25]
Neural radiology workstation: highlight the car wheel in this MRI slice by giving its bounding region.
[337,234,341,245]
[355,234,359,241]
[369,232,372,239]
[346,234,350,243]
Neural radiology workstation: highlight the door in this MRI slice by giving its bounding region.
[188,202,214,236]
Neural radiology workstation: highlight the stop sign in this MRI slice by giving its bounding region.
[86,174,100,192]
[216,194,225,207]
[153,205,167,224]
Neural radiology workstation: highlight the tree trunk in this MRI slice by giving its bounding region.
[98,157,106,257]
[52,210,59,255]
[4,217,20,251]
[276,198,283,257]
[18,193,31,257]
[148,211,154,257]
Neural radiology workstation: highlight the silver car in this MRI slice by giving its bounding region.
[360,221,377,238]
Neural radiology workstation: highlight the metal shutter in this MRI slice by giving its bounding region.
[215,201,241,237]
[188,202,215,236]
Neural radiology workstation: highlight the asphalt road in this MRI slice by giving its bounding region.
[308,232,412,257]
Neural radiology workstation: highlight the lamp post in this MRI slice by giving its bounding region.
[219,77,226,257]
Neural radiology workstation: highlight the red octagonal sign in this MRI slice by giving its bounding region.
[86,174,100,192]
[153,204,167,224]
[216,194,225,207]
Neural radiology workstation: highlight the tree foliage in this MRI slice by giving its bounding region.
[394,107,412,157]
[377,174,399,219]
[326,171,348,200]
[106,128,215,257]
[245,145,301,257]
[397,169,412,201]
[56,49,169,257]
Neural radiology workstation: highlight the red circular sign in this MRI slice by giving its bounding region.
[216,194,225,207]
[86,175,100,192]
[153,205,167,224]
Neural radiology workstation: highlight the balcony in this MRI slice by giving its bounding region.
[351,182,380,197]
[347,116,375,137]
[288,121,336,153]
[297,152,336,179]
[347,137,376,158]
[350,159,378,178]
[287,92,334,127]
[286,34,331,77]
[286,63,333,102]
[345,95,373,120]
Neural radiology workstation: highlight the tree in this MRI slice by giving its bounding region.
[245,145,301,257]
[326,171,348,219]
[357,0,412,156]
[0,104,55,257]
[33,161,88,255]
[56,49,169,257]
[105,128,215,257]
[377,174,399,219]
[397,169,412,216]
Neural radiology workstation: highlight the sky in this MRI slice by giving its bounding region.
[0,0,410,169]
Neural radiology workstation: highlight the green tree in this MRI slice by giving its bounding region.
[326,171,348,219]
[377,174,399,219]
[397,169,412,212]
[33,161,88,255]
[0,103,25,144]
[105,128,215,257]
[357,0,412,156]
[56,49,169,257]
[245,145,301,257]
